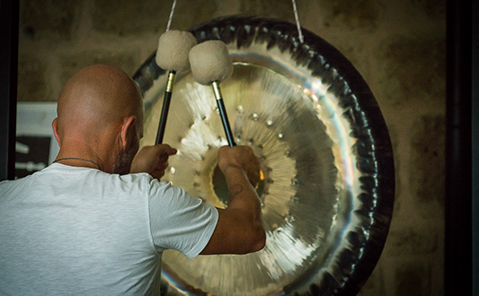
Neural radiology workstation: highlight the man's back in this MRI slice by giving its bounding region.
[0,163,217,295]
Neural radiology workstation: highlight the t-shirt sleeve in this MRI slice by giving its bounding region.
[147,180,218,258]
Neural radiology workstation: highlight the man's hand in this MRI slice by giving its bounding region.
[218,146,260,187]
[130,144,177,180]
[200,145,265,255]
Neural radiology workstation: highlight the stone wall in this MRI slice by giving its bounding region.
[17,0,446,295]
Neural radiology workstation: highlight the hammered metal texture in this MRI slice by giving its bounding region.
[133,16,395,296]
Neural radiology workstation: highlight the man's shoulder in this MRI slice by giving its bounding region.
[0,173,34,191]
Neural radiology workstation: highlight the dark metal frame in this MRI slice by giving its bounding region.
[446,0,476,295]
[0,0,19,181]
[471,0,479,294]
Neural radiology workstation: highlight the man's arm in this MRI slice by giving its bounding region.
[200,146,266,255]
[131,143,265,255]
[130,144,177,179]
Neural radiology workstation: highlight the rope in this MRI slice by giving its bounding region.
[291,0,304,43]
[166,0,177,31]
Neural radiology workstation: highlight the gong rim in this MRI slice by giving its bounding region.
[133,15,395,296]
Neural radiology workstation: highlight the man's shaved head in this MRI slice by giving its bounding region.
[56,64,143,138]
[53,64,144,173]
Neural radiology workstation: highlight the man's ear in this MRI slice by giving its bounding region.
[120,115,137,148]
[52,118,61,148]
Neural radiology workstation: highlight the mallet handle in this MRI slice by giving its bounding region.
[155,70,176,145]
[212,81,236,147]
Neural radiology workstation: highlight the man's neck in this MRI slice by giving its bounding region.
[53,157,101,170]
[55,138,111,171]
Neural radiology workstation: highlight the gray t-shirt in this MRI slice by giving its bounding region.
[0,163,218,295]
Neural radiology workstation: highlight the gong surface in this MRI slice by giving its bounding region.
[134,16,395,296]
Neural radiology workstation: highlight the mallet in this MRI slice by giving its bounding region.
[154,30,197,144]
[189,40,236,147]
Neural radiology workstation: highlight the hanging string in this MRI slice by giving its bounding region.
[166,0,178,32]
[291,0,304,43]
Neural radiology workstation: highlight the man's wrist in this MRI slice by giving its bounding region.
[221,163,243,173]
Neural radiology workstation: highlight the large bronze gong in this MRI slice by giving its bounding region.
[133,16,395,296]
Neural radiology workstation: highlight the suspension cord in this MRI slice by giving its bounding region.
[166,0,177,31]
[291,0,304,43]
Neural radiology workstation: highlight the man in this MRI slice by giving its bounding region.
[0,64,265,295]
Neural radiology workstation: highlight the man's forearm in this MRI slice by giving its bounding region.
[222,164,262,222]
[200,147,266,255]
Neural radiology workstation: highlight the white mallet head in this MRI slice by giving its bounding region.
[155,30,197,73]
[189,40,233,85]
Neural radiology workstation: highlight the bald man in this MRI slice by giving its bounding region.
[0,64,265,295]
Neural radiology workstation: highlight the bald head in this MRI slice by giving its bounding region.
[56,64,143,139]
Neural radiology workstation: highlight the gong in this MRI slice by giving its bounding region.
[133,16,394,296]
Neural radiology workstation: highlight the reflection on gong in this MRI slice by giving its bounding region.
[134,16,395,296]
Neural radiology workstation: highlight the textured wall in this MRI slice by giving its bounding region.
[17,0,446,295]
